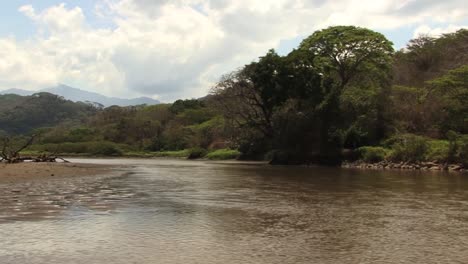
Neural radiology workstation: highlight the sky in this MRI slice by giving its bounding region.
[0,0,466,102]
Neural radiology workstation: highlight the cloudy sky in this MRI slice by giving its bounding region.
[0,0,466,102]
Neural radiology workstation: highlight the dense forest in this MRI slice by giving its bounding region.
[1,26,467,166]
[0,93,98,134]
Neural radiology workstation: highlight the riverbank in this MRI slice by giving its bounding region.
[342,160,467,173]
[0,162,113,183]
[21,148,241,160]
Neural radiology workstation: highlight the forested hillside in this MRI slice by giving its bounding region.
[23,98,229,157]
[2,26,467,166]
[0,93,98,134]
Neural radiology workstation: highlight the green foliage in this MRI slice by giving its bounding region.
[426,140,450,162]
[358,146,389,163]
[386,134,429,162]
[28,141,125,156]
[394,29,468,87]
[428,65,468,134]
[458,137,468,166]
[299,25,394,89]
[89,142,123,156]
[356,135,468,164]
[169,99,204,114]
[187,116,225,149]
[447,132,468,166]
[178,108,214,124]
[187,147,208,159]
[341,85,381,147]
[206,149,240,160]
[152,149,190,158]
[388,85,430,134]
[0,93,98,134]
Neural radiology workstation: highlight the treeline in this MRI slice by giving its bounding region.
[25,98,234,158]
[0,93,97,134]
[3,26,467,165]
[209,26,467,165]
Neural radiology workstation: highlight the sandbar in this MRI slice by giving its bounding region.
[0,162,113,183]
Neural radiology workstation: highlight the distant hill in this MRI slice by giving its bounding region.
[0,88,34,96]
[0,92,98,134]
[0,84,160,107]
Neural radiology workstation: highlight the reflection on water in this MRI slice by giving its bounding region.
[1,159,468,264]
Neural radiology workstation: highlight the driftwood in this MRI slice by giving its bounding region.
[0,135,70,163]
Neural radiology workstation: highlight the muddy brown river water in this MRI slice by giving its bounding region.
[1,158,468,263]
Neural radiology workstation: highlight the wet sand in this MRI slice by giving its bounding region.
[0,162,112,183]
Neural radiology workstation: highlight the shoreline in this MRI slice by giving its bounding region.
[0,162,116,184]
[342,160,467,173]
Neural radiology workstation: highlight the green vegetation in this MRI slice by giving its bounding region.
[385,134,429,162]
[354,134,468,165]
[0,93,97,134]
[27,141,125,156]
[358,147,389,163]
[209,26,467,165]
[187,148,208,159]
[1,26,467,166]
[152,149,191,158]
[206,149,240,160]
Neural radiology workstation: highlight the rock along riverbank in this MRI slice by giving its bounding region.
[342,161,467,173]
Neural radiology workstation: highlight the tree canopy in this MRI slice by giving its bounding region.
[299,25,394,89]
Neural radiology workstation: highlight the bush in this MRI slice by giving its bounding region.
[187,147,207,159]
[89,142,123,156]
[386,134,429,162]
[206,149,240,160]
[27,141,124,156]
[458,136,468,166]
[152,149,190,158]
[426,140,450,162]
[358,146,389,163]
[441,132,468,165]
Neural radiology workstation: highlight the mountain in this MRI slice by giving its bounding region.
[42,85,160,107]
[0,88,34,96]
[0,84,160,107]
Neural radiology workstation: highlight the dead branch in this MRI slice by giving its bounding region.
[0,134,70,164]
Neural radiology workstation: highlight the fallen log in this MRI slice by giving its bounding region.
[0,135,71,163]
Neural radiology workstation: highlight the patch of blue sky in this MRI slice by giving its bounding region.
[0,0,115,40]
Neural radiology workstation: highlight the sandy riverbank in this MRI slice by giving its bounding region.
[0,162,113,183]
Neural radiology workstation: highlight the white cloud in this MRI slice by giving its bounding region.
[413,24,468,38]
[0,0,466,101]
[0,37,58,89]
[18,5,36,19]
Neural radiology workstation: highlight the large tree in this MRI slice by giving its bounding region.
[299,25,394,90]
[212,50,286,140]
[428,65,468,134]
[299,26,395,149]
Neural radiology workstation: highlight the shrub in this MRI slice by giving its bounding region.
[187,147,207,159]
[152,149,190,158]
[27,141,124,156]
[446,132,468,166]
[454,134,468,166]
[386,134,429,162]
[358,146,389,163]
[426,140,450,162]
[89,142,123,156]
[206,149,240,160]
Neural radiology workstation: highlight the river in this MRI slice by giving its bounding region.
[1,158,468,263]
